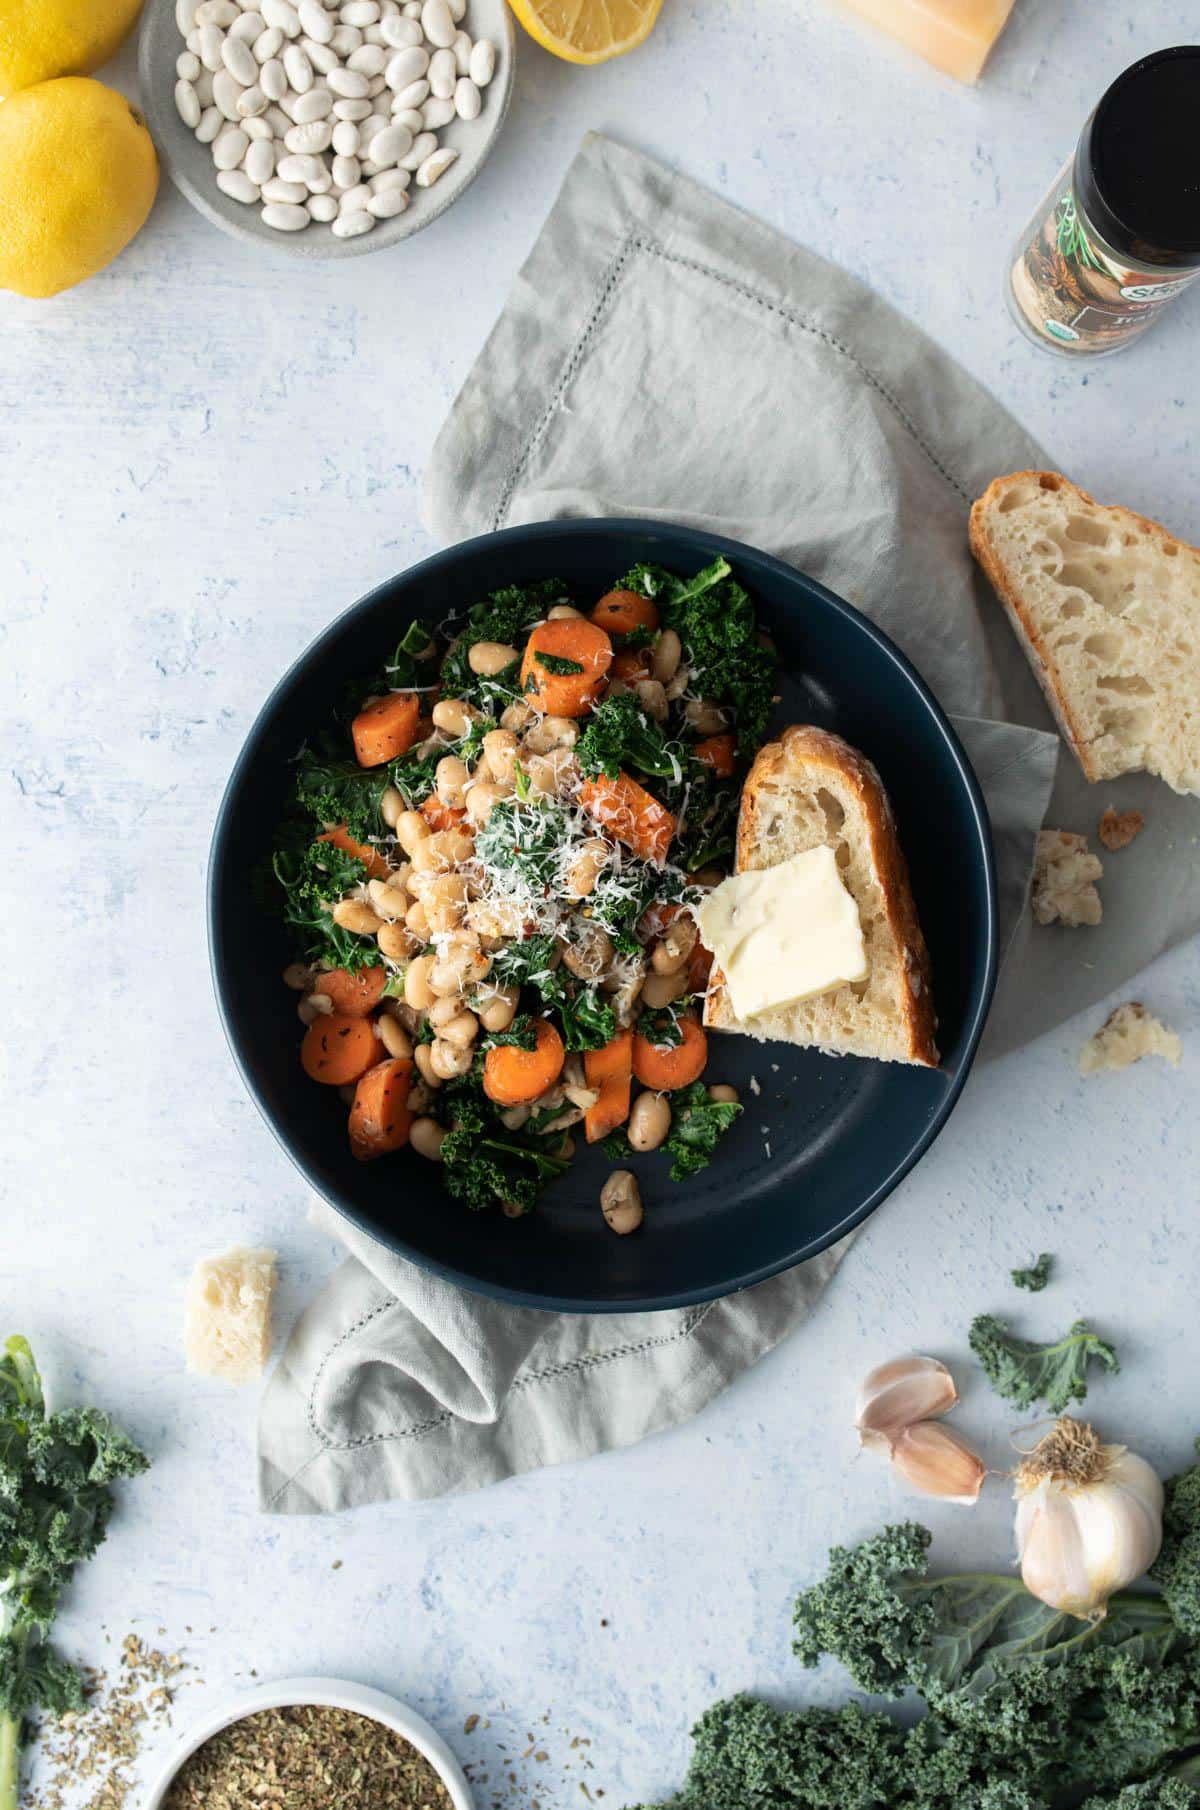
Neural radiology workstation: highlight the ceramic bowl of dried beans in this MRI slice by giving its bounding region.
[143,1676,473,1810]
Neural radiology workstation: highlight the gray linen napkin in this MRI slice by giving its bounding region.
[259,133,1194,1514]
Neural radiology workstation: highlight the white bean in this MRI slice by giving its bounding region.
[370,165,410,191]
[468,37,494,84]
[264,101,292,131]
[385,44,428,87]
[389,104,423,130]
[198,22,225,67]
[261,0,301,30]
[325,63,366,94]
[229,7,265,39]
[195,65,215,101]
[262,200,310,228]
[399,127,436,168]
[332,117,360,153]
[236,81,268,114]
[217,167,260,202]
[329,22,362,51]
[368,186,408,217]
[453,75,479,119]
[177,0,201,33]
[212,68,245,117]
[292,84,333,119]
[285,117,333,151]
[348,41,387,72]
[308,190,339,218]
[337,181,372,211]
[276,150,327,184]
[212,123,250,167]
[282,40,313,87]
[420,94,454,128]
[450,27,471,72]
[341,0,380,21]
[302,33,338,68]
[253,24,284,58]
[427,46,455,96]
[332,208,375,237]
[175,79,202,127]
[260,53,287,94]
[446,0,465,18]
[367,121,411,166]
[391,77,428,108]
[196,0,238,21]
[364,18,386,40]
[244,136,276,182]
[195,104,222,140]
[358,109,386,141]
[380,13,421,44]
[415,143,456,185]
[421,0,455,47]
[334,95,373,117]
[297,0,334,39]
[261,174,307,200]
[177,48,202,78]
[332,152,361,187]
[242,112,273,135]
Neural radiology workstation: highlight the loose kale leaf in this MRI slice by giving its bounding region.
[968,1314,1119,1414]
[1153,1442,1200,1636]
[1082,1770,1200,1810]
[534,650,584,676]
[551,981,616,1054]
[1012,1253,1054,1293]
[390,716,487,808]
[273,841,380,972]
[576,695,682,782]
[292,744,390,841]
[439,1085,568,1214]
[383,619,437,690]
[481,1014,538,1052]
[601,1129,633,1162]
[439,579,567,706]
[489,934,559,992]
[621,556,777,747]
[664,1082,740,1181]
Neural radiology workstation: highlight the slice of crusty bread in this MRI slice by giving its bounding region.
[969,471,1200,795]
[703,726,938,1067]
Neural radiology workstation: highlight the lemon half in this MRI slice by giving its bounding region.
[0,0,145,96]
[506,0,663,64]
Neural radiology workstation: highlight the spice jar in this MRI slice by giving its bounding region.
[1009,47,1200,357]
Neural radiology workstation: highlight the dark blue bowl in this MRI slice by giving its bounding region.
[209,520,997,1312]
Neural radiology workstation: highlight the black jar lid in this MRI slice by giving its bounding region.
[1075,46,1200,268]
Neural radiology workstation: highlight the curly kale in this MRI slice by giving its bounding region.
[480,1014,538,1052]
[439,579,568,706]
[273,840,379,972]
[390,715,488,808]
[968,1314,1119,1413]
[576,695,683,783]
[1012,1253,1054,1293]
[292,744,391,842]
[621,556,777,747]
[0,1338,148,1810]
[486,931,617,1053]
[663,1082,741,1181]
[1154,1442,1200,1636]
[440,1084,569,1214]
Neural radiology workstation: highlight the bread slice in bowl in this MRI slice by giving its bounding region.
[969,470,1200,795]
[703,726,938,1067]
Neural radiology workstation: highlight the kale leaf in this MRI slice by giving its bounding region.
[1153,1441,1200,1636]
[664,1081,740,1181]
[481,1015,538,1052]
[439,1085,568,1214]
[534,650,584,676]
[552,982,617,1053]
[292,744,390,841]
[0,1337,148,1810]
[576,695,682,782]
[968,1314,1119,1413]
[439,579,567,707]
[1012,1253,1054,1293]
[273,840,380,972]
[390,716,487,808]
[621,556,777,747]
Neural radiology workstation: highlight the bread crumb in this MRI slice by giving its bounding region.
[748,1074,761,1096]
[1032,829,1103,927]
[1079,1002,1182,1076]
[1098,807,1145,852]
[185,1247,277,1385]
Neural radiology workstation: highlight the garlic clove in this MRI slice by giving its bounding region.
[856,1355,959,1452]
[890,1421,986,1506]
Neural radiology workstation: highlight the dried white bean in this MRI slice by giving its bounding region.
[453,75,479,119]
[329,21,362,51]
[370,164,409,190]
[236,81,268,114]
[217,166,260,201]
[391,77,428,108]
[276,149,326,183]
[427,46,455,97]
[399,127,435,169]
[195,65,215,100]
[212,123,250,166]
[367,121,411,166]
[332,152,361,187]
[302,33,338,68]
[446,0,465,18]
[420,94,453,128]
[244,135,277,181]
[198,23,225,67]
[368,185,408,217]
[195,104,222,140]
[385,44,427,87]
[337,181,372,211]
[177,48,202,78]
[221,32,258,81]
[307,190,339,218]
[341,0,379,21]
[262,0,301,33]
[175,78,202,126]
[264,102,292,132]
[447,27,469,70]
[242,112,274,135]
[421,0,455,46]
[285,117,332,151]
[253,23,284,58]
[297,0,334,39]
[262,200,310,228]
[380,13,421,45]
[415,143,456,185]
[177,0,201,33]
[402,1,420,13]
[367,71,387,93]
[262,174,307,200]
[332,117,360,152]
[357,108,386,141]
[260,53,287,94]
[327,64,368,94]
[196,0,237,23]
[390,104,422,130]
[212,68,245,117]
[364,20,386,42]
[229,10,266,43]
[294,83,333,119]
[468,36,493,85]
[331,208,375,236]
[348,41,386,72]
[282,40,313,86]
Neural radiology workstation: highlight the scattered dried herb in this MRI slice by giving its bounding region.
[161,1705,453,1810]
[27,1633,191,1810]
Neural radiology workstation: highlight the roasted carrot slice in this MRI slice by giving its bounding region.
[686,939,714,996]
[421,793,467,833]
[611,646,652,682]
[520,618,612,718]
[317,966,388,1017]
[316,823,391,882]
[301,1013,380,1087]
[483,1017,565,1107]
[583,1028,634,1144]
[632,1015,708,1092]
[579,772,676,864]
[349,1057,414,1160]
[591,589,659,637]
[352,691,419,767]
[693,733,736,779]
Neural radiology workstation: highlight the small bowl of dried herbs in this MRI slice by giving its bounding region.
[142,1676,473,1810]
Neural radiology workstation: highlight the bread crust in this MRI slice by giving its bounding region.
[968,470,1199,785]
[704,725,939,1067]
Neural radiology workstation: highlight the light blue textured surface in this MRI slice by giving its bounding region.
[2,3,1198,1804]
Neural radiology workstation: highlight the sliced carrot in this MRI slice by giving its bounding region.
[632,1015,708,1092]
[520,618,612,718]
[301,1013,380,1087]
[611,647,652,683]
[317,966,388,1017]
[421,793,468,833]
[349,1057,414,1160]
[315,823,391,883]
[352,691,420,767]
[580,772,676,865]
[686,939,714,996]
[483,1017,565,1107]
[591,589,659,638]
[693,733,737,779]
[583,1028,633,1144]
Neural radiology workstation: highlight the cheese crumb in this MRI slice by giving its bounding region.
[1079,1003,1182,1077]
[185,1246,278,1385]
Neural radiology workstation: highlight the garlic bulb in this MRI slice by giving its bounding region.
[856,1355,959,1450]
[891,1422,987,1506]
[1014,1418,1163,1621]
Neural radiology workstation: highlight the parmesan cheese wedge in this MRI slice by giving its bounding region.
[834,0,1016,83]
[185,1246,277,1385]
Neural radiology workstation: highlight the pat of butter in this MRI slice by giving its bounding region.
[835,0,1015,84]
[698,845,869,1021]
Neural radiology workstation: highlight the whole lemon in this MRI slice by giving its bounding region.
[0,77,157,297]
[0,0,145,97]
